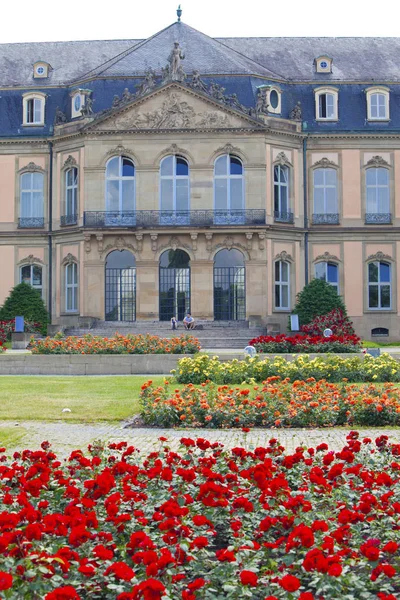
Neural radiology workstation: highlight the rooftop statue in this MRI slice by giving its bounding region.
[81,94,94,117]
[164,42,186,82]
[189,70,208,93]
[290,101,302,121]
[136,69,157,96]
[54,107,67,125]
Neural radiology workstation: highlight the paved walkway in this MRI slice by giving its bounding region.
[1,420,400,458]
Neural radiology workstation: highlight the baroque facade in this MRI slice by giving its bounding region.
[1,14,400,338]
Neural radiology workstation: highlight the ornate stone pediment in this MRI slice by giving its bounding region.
[314,251,341,263]
[101,236,138,258]
[87,85,261,133]
[274,250,293,263]
[61,253,78,266]
[312,157,338,169]
[157,236,193,256]
[274,152,292,167]
[366,250,393,263]
[366,155,390,168]
[18,254,44,266]
[63,155,77,170]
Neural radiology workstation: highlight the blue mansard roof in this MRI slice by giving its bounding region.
[1,21,400,138]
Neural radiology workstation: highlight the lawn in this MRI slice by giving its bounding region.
[0,376,169,422]
[0,425,27,447]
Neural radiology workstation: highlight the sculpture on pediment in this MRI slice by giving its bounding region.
[167,42,186,82]
[197,111,230,128]
[54,107,67,125]
[122,88,133,103]
[226,93,245,112]
[290,101,302,121]
[209,82,226,103]
[189,70,208,93]
[112,95,121,108]
[256,87,269,115]
[136,69,157,96]
[366,155,390,168]
[81,94,94,117]
[147,93,195,128]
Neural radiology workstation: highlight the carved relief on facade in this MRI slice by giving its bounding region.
[61,253,78,266]
[17,254,45,266]
[211,236,249,259]
[274,151,292,167]
[312,157,338,168]
[84,235,92,254]
[366,251,393,262]
[63,155,77,170]
[106,145,134,157]
[245,232,253,251]
[258,232,266,250]
[100,236,138,258]
[205,232,213,252]
[274,250,293,263]
[366,155,390,168]
[157,236,193,257]
[18,162,45,173]
[314,251,341,263]
[190,232,198,251]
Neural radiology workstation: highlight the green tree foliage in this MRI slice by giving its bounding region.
[292,278,347,327]
[0,282,49,334]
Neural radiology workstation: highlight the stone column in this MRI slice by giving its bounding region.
[190,259,214,320]
[245,260,268,324]
[83,259,104,319]
[136,260,158,320]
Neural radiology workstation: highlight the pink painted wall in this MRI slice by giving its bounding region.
[343,242,363,316]
[0,157,15,222]
[342,150,361,218]
[0,247,15,304]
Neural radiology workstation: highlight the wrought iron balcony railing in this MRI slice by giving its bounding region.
[312,213,340,225]
[274,210,294,224]
[83,209,266,228]
[365,213,392,224]
[18,217,45,229]
[60,214,78,226]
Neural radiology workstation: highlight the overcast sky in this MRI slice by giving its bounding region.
[3,0,400,43]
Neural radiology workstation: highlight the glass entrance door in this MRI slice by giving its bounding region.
[213,249,246,320]
[105,250,136,321]
[159,250,190,321]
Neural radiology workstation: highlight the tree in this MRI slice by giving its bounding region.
[0,282,49,334]
[291,278,347,327]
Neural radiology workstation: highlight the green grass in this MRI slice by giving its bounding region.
[0,376,170,423]
[0,426,27,447]
[362,341,400,348]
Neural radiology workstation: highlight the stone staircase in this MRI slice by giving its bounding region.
[64,320,266,349]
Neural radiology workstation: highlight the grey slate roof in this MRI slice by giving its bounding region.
[2,23,400,87]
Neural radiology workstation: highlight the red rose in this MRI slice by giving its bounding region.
[240,570,258,586]
[0,571,12,591]
[188,578,206,591]
[104,562,135,582]
[45,586,81,600]
[93,544,114,560]
[191,536,208,549]
[299,594,314,600]
[328,564,342,577]
[279,575,301,592]
[382,541,399,553]
[132,578,166,600]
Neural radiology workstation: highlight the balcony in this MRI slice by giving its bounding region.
[61,214,78,226]
[365,213,392,224]
[312,213,340,225]
[274,210,294,224]
[83,209,266,228]
[18,217,45,229]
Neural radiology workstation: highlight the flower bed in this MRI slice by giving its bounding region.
[174,353,399,384]
[30,333,201,355]
[249,333,361,353]
[140,378,400,428]
[0,319,41,344]
[0,433,399,599]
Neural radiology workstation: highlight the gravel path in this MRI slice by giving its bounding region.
[1,420,400,458]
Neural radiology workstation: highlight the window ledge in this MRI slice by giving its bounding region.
[365,309,394,313]
[273,309,291,313]
[21,122,45,127]
[316,118,338,122]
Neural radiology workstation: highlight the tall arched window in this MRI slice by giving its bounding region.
[274,165,291,222]
[65,263,78,313]
[214,154,244,224]
[315,261,339,293]
[105,250,136,321]
[63,167,78,225]
[105,156,135,225]
[214,248,246,320]
[274,261,290,310]
[20,264,43,296]
[312,168,338,224]
[368,261,391,310]
[19,172,44,228]
[160,155,190,225]
[365,167,390,223]
[159,249,191,321]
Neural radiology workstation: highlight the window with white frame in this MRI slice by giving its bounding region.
[23,93,45,125]
[315,88,338,120]
[267,87,281,114]
[368,261,391,309]
[20,264,43,296]
[20,172,44,224]
[313,168,338,215]
[274,260,290,310]
[367,88,389,121]
[71,92,85,118]
[65,262,78,312]
[274,165,289,217]
[214,155,244,211]
[160,155,190,215]
[105,156,135,213]
[65,167,78,220]
[366,167,390,215]
[315,261,339,293]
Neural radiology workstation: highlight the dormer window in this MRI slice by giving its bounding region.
[315,55,332,73]
[71,90,85,118]
[33,62,51,79]
[314,87,338,121]
[366,87,390,121]
[22,92,46,126]
[267,86,281,114]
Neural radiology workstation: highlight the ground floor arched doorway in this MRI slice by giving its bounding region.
[159,249,190,321]
[213,248,246,320]
[105,250,136,321]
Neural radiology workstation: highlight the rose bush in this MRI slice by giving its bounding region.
[248,333,361,354]
[30,333,201,355]
[0,319,42,345]
[140,378,400,428]
[173,353,400,384]
[0,432,399,598]
[300,309,356,337]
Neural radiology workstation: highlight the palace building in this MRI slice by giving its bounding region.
[1,11,400,338]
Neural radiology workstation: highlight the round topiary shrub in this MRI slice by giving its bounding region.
[291,278,347,327]
[0,282,49,335]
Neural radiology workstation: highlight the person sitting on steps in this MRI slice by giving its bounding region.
[171,316,178,330]
[183,313,195,330]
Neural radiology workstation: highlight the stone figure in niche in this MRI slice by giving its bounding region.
[81,95,94,117]
[54,107,67,124]
[189,70,208,93]
[290,101,302,121]
[168,42,185,81]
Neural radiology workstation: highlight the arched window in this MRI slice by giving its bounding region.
[159,249,190,321]
[105,156,135,225]
[274,165,290,222]
[65,262,78,312]
[214,155,244,224]
[214,248,245,320]
[160,155,190,225]
[315,261,339,293]
[365,167,390,223]
[105,250,136,321]
[19,172,44,228]
[63,167,78,226]
[312,168,338,224]
[274,261,290,310]
[20,264,43,296]
[368,261,391,310]
[366,88,389,121]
